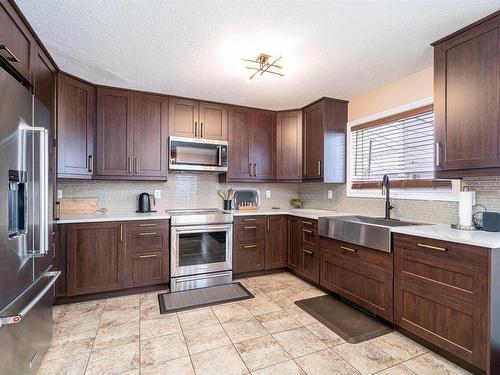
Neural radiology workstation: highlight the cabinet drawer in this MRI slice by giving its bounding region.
[125,220,169,231]
[233,240,265,274]
[234,216,266,226]
[126,228,168,254]
[126,252,168,288]
[394,234,488,268]
[299,218,318,230]
[301,227,318,249]
[320,238,393,321]
[235,222,265,243]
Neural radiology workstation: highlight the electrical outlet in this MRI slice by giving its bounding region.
[327,190,333,199]
[265,190,272,198]
[57,190,63,199]
[154,190,161,199]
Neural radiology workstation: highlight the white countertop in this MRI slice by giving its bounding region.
[228,208,343,220]
[391,224,500,249]
[56,212,171,224]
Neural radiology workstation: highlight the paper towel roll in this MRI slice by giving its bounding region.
[458,191,475,227]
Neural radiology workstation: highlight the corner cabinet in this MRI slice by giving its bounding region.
[96,88,168,180]
[276,110,302,181]
[433,13,500,178]
[287,217,320,284]
[57,74,95,178]
[227,106,275,181]
[302,98,347,182]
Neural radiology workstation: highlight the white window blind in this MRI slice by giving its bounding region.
[351,106,436,186]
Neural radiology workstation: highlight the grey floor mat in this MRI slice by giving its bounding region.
[158,282,254,314]
[295,295,392,343]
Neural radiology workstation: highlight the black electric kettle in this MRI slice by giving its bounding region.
[137,193,156,213]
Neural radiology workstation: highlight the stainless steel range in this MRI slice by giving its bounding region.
[167,209,233,292]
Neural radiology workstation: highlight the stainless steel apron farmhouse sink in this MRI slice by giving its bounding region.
[318,215,421,253]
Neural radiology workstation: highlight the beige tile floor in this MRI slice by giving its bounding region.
[38,272,473,375]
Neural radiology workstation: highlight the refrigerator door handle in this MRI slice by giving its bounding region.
[22,125,49,256]
[0,271,60,327]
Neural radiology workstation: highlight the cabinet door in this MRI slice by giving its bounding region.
[96,88,134,177]
[57,74,95,178]
[288,218,302,272]
[303,104,323,179]
[394,235,488,369]
[168,97,198,138]
[233,241,266,274]
[250,110,275,179]
[276,111,302,180]
[133,93,168,178]
[265,216,287,270]
[228,106,252,179]
[32,47,56,115]
[67,222,125,296]
[126,252,168,288]
[0,1,33,82]
[435,15,500,176]
[199,102,228,140]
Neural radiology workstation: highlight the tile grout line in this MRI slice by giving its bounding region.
[82,300,106,375]
[175,310,200,375]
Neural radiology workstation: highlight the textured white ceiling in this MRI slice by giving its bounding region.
[16,0,500,110]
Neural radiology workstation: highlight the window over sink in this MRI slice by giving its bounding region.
[347,99,460,201]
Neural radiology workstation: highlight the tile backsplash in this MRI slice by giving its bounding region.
[58,173,500,224]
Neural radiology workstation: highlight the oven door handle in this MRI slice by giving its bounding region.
[172,225,233,234]
[175,272,232,283]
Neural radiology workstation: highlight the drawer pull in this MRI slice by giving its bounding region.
[302,229,313,234]
[138,223,158,227]
[138,254,158,259]
[119,224,123,242]
[242,218,257,222]
[302,249,313,255]
[138,232,157,237]
[243,226,257,229]
[243,244,257,249]
[417,243,447,252]
[340,246,357,253]
[302,221,313,225]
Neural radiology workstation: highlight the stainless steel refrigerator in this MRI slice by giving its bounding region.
[0,61,59,373]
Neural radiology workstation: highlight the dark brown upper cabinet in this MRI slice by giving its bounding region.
[96,88,168,180]
[276,110,302,181]
[302,98,348,183]
[433,13,500,178]
[227,106,275,181]
[57,73,95,178]
[32,46,56,116]
[133,93,168,178]
[169,98,228,140]
[0,1,33,83]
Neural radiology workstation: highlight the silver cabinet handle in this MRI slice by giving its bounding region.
[243,244,257,249]
[302,249,313,255]
[317,160,321,176]
[0,44,19,62]
[249,163,252,176]
[128,157,132,174]
[138,254,158,259]
[200,122,204,138]
[243,226,257,229]
[435,142,441,167]
[194,121,198,137]
[302,221,313,226]
[254,164,257,177]
[267,217,270,232]
[340,246,357,253]
[120,224,123,242]
[88,155,93,173]
[0,271,60,327]
[242,218,256,222]
[417,243,447,252]
[138,223,158,227]
[302,229,313,234]
[138,232,157,236]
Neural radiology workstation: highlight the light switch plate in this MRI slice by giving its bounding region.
[57,190,63,199]
[265,190,272,198]
[327,190,333,199]
[154,190,161,199]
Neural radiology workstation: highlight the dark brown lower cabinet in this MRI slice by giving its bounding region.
[264,216,288,269]
[126,252,168,288]
[67,222,125,296]
[320,237,393,322]
[394,234,488,371]
[287,217,320,283]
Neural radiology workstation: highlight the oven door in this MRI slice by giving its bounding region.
[171,224,232,278]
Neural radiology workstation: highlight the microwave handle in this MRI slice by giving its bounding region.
[217,145,222,166]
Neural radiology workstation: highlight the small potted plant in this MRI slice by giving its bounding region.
[290,198,303,209]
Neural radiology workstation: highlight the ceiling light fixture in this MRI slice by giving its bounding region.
[242,53,284,80]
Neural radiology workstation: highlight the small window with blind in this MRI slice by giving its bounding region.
[349,104,452,192]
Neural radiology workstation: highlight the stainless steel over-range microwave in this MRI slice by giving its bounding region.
[169,136,228,172]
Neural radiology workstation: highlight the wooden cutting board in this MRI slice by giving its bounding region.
[59,198,108,216]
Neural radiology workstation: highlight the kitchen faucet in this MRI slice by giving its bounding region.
[381,174,394,219]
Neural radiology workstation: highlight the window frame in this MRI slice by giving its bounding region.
[346,98,461,202]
